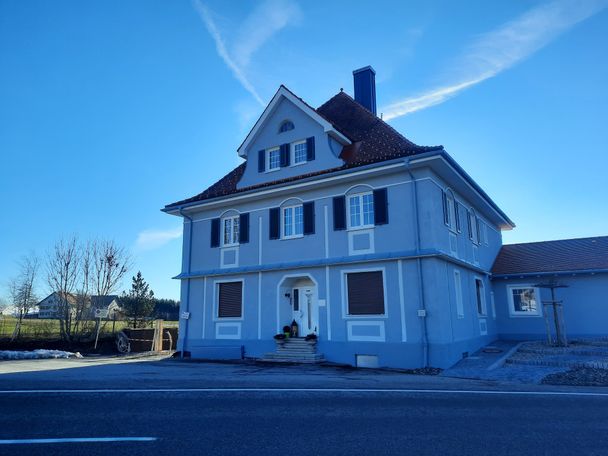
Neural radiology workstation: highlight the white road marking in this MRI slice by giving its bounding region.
[0,387,607,397]
[0,437,157,445]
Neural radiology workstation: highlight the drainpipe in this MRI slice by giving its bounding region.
[405,159,429,367]
[179,207,194,359]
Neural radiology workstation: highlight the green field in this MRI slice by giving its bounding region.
[0,316,178,339]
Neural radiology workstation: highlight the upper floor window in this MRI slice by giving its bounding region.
[467,209,480,244]
[222,215,240,246]
[442,190,459,232]
[282,204,304,238]
[267,147,280,171]
[279,120,294,133]
[348,192,374,229]
[293,140,307,165]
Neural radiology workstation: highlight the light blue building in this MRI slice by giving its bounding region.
[163,66,607,369]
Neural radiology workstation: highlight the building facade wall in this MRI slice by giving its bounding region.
[493,273,608,340]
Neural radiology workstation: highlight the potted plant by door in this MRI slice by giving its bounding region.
[274,333,286,345]
[305,333,317,344]
[283,325,291,339]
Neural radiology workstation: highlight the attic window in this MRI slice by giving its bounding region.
[279,120,294,133]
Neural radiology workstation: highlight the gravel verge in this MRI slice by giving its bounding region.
[542,368,608,387]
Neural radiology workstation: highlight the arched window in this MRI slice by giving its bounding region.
[279,120,294,133]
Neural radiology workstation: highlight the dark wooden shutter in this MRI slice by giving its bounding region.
[280,143,290,167]
[306,136,315,161]
[347,271,385,315]
[258,150,265,172]
[333,196,346,231]
[467,210,473,240]
[475,217,481,244]
[303,201,315,235]
[373,188,388,225]
[239,213,249,244]
[210,218,220,248]
[269,208,280,240]
[455,202,461,232]
[218,282,242,318]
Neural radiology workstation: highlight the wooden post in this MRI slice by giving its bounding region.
[155,319,164,351]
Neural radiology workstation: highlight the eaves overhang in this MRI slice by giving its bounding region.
[407,150,515,230]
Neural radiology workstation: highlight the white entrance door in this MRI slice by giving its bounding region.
[293,287,316,336]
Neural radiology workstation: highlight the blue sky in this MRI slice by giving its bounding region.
[1,0,607,301]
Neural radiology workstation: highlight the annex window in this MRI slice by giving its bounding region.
[293,140,307,164]
[267,147,280,171]
[475,278,486,316]
[508,286,541,316]
[348,192,374,229]
[346,270,385,315]
[222,215,239,247]
[282,204,304,238]
[217,281,243,318]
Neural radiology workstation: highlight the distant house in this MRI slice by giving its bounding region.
[37,292,121,320]
[89,295,121,319]
[37,292,77,319]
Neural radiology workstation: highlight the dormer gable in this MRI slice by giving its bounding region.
[236,86,351,190]
[237,85,350,158]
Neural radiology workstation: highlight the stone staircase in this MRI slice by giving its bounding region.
[260,337,324,364]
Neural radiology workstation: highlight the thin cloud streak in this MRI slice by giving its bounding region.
[382,0,608,120]
[193,0,264,106]
[193,0,301,107]
[135,227,182,252]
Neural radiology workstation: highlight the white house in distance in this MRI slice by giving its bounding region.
[36,292,120,319]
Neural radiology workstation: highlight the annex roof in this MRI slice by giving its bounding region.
[492,236,608,276]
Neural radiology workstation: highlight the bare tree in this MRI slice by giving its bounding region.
[91,239,131,297]
[8,254,39,339]
[46,236,81,342]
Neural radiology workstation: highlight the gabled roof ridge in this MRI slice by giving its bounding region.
[503,235,608,247]
[318,91,442,151]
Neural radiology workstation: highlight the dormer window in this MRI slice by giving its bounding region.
[293,140,307,165]
[267,147,280,171]
[279,120,294,133]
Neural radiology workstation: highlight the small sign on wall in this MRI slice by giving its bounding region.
[181,311,190,320]
[318,299,326,307]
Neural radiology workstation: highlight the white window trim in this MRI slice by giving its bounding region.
[266,147,281,172]
[291,139,307,166]
[221,215,240,247]
[507,284,543,317]
[213,278,245,321]
[474,276,487,316]
[347,191,375,231]
[281,204,304,240]
[445,190,457,233]
[340,267,388,319]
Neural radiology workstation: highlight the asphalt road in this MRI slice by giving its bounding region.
[1,388,608,455]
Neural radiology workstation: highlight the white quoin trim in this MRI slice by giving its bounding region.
[237,86,351,158]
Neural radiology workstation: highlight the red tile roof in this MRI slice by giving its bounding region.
[165,91,442,209]
[492,236,608,275]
